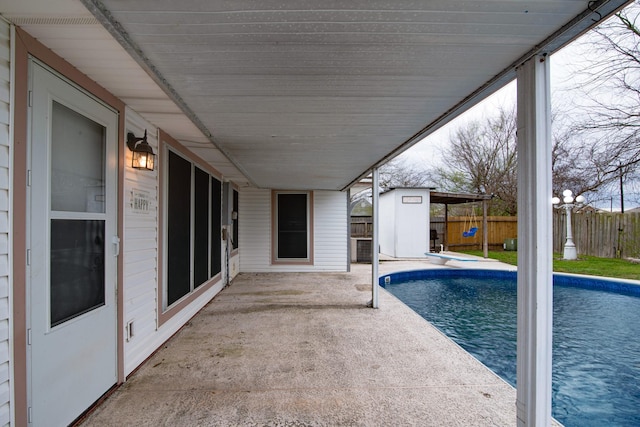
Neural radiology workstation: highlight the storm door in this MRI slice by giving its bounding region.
[28,61,118,426]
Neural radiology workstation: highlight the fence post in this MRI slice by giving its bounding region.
[444,204,449,251]
[483,199,488,258]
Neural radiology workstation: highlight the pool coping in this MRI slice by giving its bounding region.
[380,268,640,297]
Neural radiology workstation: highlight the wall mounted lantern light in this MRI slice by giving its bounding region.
[126,129,155,171]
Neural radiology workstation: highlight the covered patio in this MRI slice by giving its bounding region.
[80,261,521,426]
[0,1,632,425]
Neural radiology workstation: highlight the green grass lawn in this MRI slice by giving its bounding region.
[460,250,640,281]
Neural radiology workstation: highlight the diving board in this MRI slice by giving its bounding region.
[424,252,478,265]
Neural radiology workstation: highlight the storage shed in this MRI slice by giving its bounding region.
[380,189,494,258]
[379,188,434,258]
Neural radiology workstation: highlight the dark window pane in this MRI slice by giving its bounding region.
[167,151,191,305]
[277,193,307,259]
[194,167,209,287]
[50,219,105,327]
[211,177,222,276]
[232,189,239,250]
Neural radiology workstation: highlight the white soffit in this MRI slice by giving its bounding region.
[2,0,249,185]
[1,0,632,190]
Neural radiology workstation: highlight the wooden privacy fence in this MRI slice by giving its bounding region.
[351,216,373,238]
[351,212,639,258]
[351,216,518,250]
[553,210,640,258]
[431,216,518,251]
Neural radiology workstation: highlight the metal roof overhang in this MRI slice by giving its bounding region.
[1,0,632,191]
[429,191,493,205]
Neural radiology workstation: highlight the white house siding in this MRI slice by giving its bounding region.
[123,110,226,376]
[0,21,11,426]
[312,191,348,270]
[229,251,240,280]
[239,188,347,272]
[122,110,161,375]
[237,188,270,271]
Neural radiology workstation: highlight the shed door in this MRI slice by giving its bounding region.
[28,61,118,426]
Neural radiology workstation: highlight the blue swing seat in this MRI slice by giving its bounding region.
[463,227,478,237]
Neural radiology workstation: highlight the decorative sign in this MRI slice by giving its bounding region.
[129,188,151,214]
[402,196,423,204]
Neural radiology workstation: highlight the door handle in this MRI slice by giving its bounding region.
[112,236,120,257]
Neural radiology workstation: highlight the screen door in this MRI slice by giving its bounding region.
[28,61,118,426]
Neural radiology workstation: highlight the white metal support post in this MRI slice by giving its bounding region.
[516,54,553,426]
[371,168,380,308]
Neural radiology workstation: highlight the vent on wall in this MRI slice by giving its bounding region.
[125,320,134,342]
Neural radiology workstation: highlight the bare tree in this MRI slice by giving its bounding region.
[430,105,604,214]
[550,107,611,201]
[433,107,518,215]
[349,157,432,204]
[566,1,640,209]
[378,157,432,192]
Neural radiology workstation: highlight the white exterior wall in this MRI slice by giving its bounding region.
[229,251,240,279]
[122,110,161,375]
[122,110,225,376]
[0,21,11,426]
[378,192,396,257]
[237,188,270,271]
[239,188,347,272]
[313,191,348,269]
[379,189,430,258]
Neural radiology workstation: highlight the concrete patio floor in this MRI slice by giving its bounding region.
[80,258,519,426]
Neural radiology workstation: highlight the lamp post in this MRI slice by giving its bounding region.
[552,189,585,260]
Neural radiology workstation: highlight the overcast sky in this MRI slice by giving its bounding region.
[398,44,576,167]
[396,32,640,210]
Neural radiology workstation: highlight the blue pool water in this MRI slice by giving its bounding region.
[381,270,640,427]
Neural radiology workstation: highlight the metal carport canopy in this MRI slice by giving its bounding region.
[428,191,493,257]
[429,191,492,205]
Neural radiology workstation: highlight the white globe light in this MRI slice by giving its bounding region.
[552,197,560,204]
[562,189,573,197]
[564,195,573,204]
[575,195,585,203]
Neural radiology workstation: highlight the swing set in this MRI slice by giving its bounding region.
[462,206,478,237]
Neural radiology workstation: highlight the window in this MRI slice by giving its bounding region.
[211,178,222,275]
[232,188,239,251]
[272,191,313,264]
[166,151,191,305]
[165,148,222,308]
[193,167,210,288]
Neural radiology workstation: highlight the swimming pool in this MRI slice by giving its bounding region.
[381,269,640,427]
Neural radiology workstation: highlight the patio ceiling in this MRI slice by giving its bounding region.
[1,0,631,190]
